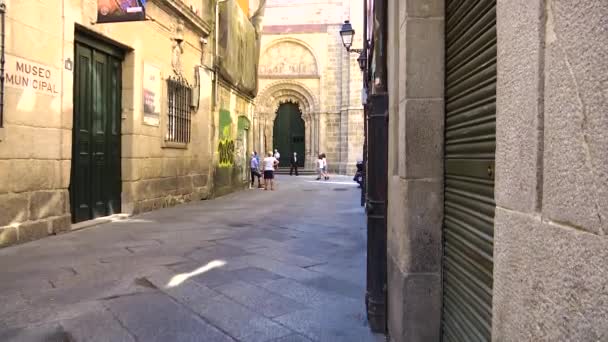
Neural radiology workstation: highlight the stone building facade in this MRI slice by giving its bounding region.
[0,0,259,247]
[383,0,607,341]
[253,0,364,173]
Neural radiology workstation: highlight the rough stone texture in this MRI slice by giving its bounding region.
[386,1,445,341]
[387,257,441,342]
[0,227,18,248]
[387,177,443,274]
[542,0,608,234]
[493,207,608,341]
[495,0,544,213]
[0,193,29,226]
[17,221,50,243]
[403,18,444,100]
[50,215,72,234]
[29,190,66,221]
[402,99,444,179]
[405,0,444,18]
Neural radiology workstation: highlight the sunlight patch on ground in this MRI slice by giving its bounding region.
[166,260,227,288]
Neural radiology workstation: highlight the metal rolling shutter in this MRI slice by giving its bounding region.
[442,0,496,341]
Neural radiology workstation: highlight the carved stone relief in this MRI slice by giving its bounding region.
[259,41,318,76]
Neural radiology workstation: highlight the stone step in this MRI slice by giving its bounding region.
[274,169,317,175]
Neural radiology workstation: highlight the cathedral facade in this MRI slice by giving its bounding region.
[251,0,365,173]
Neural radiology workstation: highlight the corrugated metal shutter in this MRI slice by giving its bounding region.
[442,0,496,341]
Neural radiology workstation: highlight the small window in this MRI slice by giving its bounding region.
[166,76,193,143]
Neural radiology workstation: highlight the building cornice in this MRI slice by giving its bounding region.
[151,0,212,36]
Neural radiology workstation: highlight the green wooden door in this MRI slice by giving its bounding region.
[442,1,497,341]
[71,38,122,223]
[273,103,305,167]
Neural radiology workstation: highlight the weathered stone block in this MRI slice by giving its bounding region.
[403,18,444,99]
[495,0,544,213]
[541,0,608,234]
[18,220,50,243]
[388,255,441,342]
[29,190,66,220]
[493,207,608,341]
[9,160,59,193]
[161,158,178,178]
[0,227,18,248]
[0,160,11,194]
[50,215,72,234]
[121,158,140,182]
[60,160,71,189]
[387,177,443,274]
[402,99,444,179]
[0,193,29,226]
[193,174,208,187]
[177,176,194,194]
[406,0,443,19]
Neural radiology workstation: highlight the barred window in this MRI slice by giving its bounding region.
[166,76,193,144]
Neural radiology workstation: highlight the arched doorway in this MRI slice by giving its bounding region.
[273,102,305,168]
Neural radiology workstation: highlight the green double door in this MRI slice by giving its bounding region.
[273,103,305,168]
[70,35,123,223]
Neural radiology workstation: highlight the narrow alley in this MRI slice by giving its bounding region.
[0,175,383,342]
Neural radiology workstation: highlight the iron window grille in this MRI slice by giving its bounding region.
[166,76,193,143]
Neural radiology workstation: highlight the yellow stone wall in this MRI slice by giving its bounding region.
[0,0,254,247]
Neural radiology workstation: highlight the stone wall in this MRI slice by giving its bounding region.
[0,0,73,247]
[492,0,608,340]
[385,0,607,341]
[66,1,215,216]
[0,0,255,247]
[385,0,445,341]
[212,84,255,197]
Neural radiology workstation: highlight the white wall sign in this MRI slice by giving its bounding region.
[4,55,60,96]
[143,63,161,126]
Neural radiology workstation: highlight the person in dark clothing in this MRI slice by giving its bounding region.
[250,152,262,189]
[290,152,299,176]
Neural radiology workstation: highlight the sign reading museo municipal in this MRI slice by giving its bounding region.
[97,0,147,23]
[4,54,60,96]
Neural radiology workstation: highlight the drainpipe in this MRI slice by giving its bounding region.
[0,0,6,129]
[366,0,388,333]
[213,0,226,110]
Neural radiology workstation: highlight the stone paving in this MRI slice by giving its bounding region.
[0,175,385,342]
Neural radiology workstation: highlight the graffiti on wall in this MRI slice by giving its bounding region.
[218,138,235,167]
[218,109,234,167]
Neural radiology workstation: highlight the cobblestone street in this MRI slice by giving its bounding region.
[0,175,384,342]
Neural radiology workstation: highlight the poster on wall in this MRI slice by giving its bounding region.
[97,0,147,23]
[143,63,161,126]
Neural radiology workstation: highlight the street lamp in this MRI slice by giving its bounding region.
[340,20,366,72]
[356,53,367,71]
[339,20,355,51]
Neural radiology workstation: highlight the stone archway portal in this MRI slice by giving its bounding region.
[273,102,305,168]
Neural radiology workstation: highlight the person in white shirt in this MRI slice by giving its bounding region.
[316,154,324,180]
[273,149,281,170]
[322,153,329,180]
[263,151,279,190]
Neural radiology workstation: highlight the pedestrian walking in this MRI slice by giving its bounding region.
[274,149,281,171]
[322,153,329,180]
[250,152,262,189]
[263,151,279,191]
[290,152,299,176]
[316,154,324,180]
